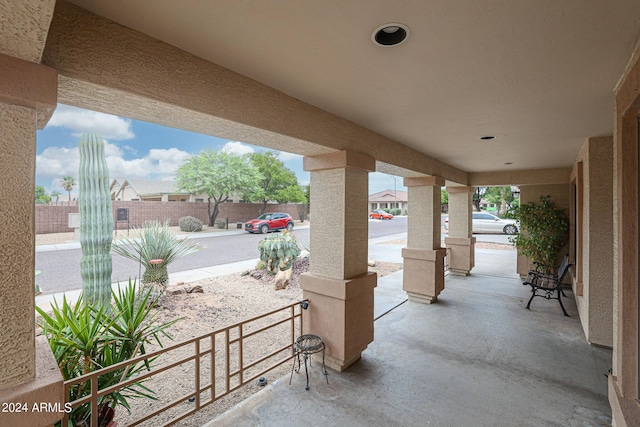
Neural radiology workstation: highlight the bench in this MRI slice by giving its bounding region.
[523,254,572,316]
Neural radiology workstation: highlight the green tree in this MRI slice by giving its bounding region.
[51,191,61,204]
[484,186,513,216]
[473,187,487,211]
[441,188,448,205]
[176,149,262,226]
[303,184,310,207]
[35,185,51,204]
[61,176,77,206]
[249,151,303,214]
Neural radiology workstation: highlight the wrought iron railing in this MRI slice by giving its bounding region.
[61,300,307,427]
[444,247,451,273]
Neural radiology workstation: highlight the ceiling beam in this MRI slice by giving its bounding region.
[43,1,468,184]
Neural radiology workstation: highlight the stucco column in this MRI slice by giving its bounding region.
[402,176,447,303]
[299,150,376,372]
[444,186,476,276]
[0,54,65,427]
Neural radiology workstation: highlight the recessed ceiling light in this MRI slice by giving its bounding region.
[372,23,410,47]
[480,136,495,140]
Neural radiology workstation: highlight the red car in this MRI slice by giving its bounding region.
[245,212,294,233]
[369,210,394,220]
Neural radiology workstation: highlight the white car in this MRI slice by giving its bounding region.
[445,212,518,235]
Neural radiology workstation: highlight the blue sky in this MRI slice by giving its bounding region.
[36,104,403,197]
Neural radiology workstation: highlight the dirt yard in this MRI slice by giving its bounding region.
[113,258,402,427]
[37,225,402,426]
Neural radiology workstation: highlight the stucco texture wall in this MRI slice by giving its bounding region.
[0,103,36,389]
[574,137,614,346]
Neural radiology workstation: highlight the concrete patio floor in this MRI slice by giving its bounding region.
[206,251,612,427]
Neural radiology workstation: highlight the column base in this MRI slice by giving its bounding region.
[0,336,64,427]
[407,291,438,304]
[300,272,377,372]
[444,237,476,276]
[402,247,447,303]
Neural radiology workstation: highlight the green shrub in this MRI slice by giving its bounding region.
[36,281,179,426]
[390,208,401,216]
[215,218,228,229]
[179,216,203,232]
[509,195,569,272]
[258,230,301,274]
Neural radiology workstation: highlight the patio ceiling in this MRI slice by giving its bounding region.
[66,0,640,174]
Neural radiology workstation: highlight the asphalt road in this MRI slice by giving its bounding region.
[35,216,511,295]
[36,217,409,295]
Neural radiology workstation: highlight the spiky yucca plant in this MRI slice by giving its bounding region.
[111,220,201,294]
[36,281,179,426]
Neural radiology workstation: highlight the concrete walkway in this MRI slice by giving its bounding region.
[206,252,612,427]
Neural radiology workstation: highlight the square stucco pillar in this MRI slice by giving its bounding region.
[0,54,64,427]
[402,176,447,303]
[444,186,476,276]
[300,151,376,372]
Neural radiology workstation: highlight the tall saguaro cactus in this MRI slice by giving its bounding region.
[79,133,113,306]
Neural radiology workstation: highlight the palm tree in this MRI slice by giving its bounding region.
[61,176,76,206]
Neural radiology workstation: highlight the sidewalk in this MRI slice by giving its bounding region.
[36,228,519,312]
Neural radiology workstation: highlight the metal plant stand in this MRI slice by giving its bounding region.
[289,334,329,390]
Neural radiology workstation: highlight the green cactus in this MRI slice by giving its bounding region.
[258,231,301,274]
[142,265,169,285]
[78,133,113,307]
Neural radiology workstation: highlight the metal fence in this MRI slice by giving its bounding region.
[444,247,451,273]
[61,300,307,427]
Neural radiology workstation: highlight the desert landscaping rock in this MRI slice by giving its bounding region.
[113,259,402,426]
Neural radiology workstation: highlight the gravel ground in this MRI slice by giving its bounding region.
[113,258,402,427]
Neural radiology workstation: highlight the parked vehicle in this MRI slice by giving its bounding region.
[245,212,294,233]
[444,212,518,234]
[369,210,394,220]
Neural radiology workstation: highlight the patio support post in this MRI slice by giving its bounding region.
[0,53,64,427]
[402,176,447,303]
[300,150,377,372]
[444,186,476,276]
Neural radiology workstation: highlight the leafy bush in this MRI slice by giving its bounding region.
[503,199,520,219]
[215,218,228,229]
[258,230,301,274]
[390,208,401,216]
[509,195,569,272]
[402,209,408,216]
[36,281,179,426]
[179,216,203,232]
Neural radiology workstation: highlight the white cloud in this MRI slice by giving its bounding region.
[368,172,405,195]
[278,151,302,162]
[36,142,190,188]
[47,104,135,140]
[222,141,254,156]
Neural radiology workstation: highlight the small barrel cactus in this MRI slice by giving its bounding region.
[179,216,203,232]
[78,133,113,307]
[258,231,301,274]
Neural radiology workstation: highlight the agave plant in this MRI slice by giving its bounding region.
[111,220,201,296]
[36,281,180,427]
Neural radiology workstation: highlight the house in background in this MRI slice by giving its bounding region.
[110,178,209,202]
[369,189,407,211]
